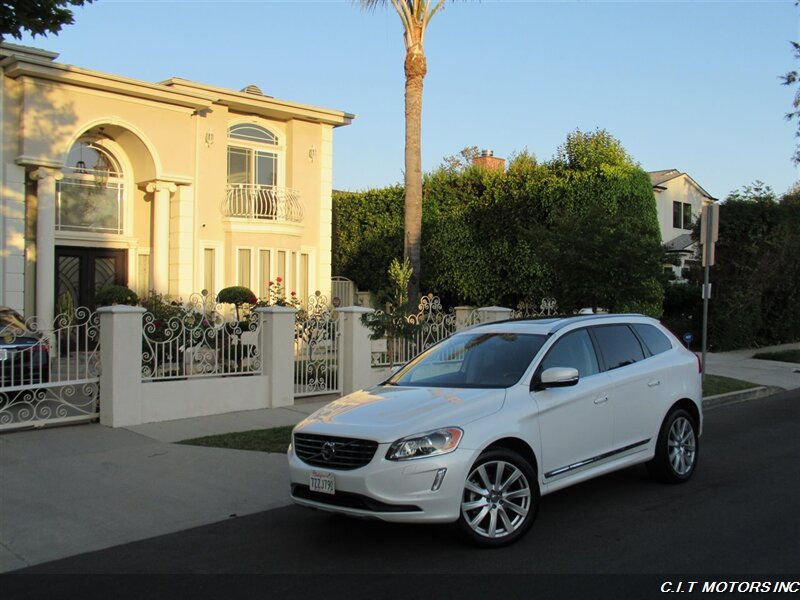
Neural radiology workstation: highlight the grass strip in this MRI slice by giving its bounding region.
[179,425,293,453]
[703,374,760,397]
[752,349,800,364]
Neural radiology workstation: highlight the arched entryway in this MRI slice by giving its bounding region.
[50,124,159,311]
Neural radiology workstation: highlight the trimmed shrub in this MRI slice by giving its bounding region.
[216,286,257,307]
[94,285,138,306]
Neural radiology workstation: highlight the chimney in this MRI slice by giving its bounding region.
[472,149,505,172]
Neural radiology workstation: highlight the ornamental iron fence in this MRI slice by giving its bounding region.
[0,307,100,431]
[512,297,559,319]
[141,292,261,382]
[370,294,457,368]
[294,292,340,397]
[371,297,560,368]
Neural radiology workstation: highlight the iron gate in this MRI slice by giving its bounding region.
[294,293,340,398]
[0,307,100,431]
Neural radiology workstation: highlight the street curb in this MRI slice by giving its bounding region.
[702,386,785,410]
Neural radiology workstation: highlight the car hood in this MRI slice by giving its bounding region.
[294,385,506,443]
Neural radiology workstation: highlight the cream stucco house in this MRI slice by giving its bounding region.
[649,169,717,280]
[0,42,353,327]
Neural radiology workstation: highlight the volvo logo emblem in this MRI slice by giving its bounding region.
[321,442,337,461]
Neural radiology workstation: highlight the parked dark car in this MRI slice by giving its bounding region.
[0,307,50,387]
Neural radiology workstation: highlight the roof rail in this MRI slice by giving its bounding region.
[546,313,646,334]
[466,313,648,335]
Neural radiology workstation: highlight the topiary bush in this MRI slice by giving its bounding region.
[216,286,257,306]
[94,285,139,307]
[216,286,257,320]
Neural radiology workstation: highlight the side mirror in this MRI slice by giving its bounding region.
[531,367,580,392]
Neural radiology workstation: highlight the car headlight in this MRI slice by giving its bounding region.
[386,427,463,461]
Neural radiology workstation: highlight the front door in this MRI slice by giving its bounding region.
[55,247,128,310]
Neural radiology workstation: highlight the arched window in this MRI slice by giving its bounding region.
[57,140,125,234]
[227,123,279,188]
[228,123,277,145]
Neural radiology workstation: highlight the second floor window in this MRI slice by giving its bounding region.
[227,124,278,188]
[672,201,693,230]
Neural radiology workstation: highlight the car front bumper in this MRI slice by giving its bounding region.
[288,444,475,523]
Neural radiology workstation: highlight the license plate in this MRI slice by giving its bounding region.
[309,471,335,495]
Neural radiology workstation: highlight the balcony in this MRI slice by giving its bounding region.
[221,184,304,223]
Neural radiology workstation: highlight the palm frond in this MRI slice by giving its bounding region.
[356,0,390,11]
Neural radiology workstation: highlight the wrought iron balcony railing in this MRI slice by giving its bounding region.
[222,184,304,223]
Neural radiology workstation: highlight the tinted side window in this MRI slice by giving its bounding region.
[592,325,645,371]
[632,324,672,356]
[541,330,600,378]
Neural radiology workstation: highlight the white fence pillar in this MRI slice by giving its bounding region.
[338,306,375,395]
[98,305,146,427]
[454,306,475,330]
[478,306,514,323]
[257,306,297,408]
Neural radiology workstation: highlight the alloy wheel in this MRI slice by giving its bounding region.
[461,460,532,539]
[667,416,697,476]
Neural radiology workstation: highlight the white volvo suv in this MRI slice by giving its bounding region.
[288,314,703,547]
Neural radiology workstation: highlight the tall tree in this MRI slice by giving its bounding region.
[0,0,92,42]
[781,2,800,164]
[358,0,447,301]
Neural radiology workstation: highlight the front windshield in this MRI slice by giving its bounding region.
[388,332,547,389]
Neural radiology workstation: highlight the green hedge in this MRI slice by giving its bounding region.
[659,188,800,350]
[333,130,664,314]
[707,196,800,349]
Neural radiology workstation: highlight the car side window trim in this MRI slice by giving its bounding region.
[588,324,647,372]
[629,325,654,359]
[630,323,674,357]
[533,327,602,382]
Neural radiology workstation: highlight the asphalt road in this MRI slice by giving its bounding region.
[6,389,800,599]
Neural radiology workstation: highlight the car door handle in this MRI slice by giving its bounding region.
[593,396,608,405]
[647,379,661,388]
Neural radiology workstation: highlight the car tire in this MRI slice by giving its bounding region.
[647,408,699,484]
[457,448,539,547]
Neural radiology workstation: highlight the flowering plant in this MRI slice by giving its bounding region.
[257,277,301,308]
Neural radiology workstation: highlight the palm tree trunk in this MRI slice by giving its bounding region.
[404,43,426,303]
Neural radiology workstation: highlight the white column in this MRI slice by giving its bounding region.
[454,306,476,330]
[256,306,298,408]
[30,167,63,329]
[98,305,146,427]
[2,164,27,313]
[338,306,376,395]
[170,185,194,298]
[318,125,334,298]
[146,180,177,296]
[477,306,514,323]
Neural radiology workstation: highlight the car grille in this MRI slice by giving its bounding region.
[293,433,378,470]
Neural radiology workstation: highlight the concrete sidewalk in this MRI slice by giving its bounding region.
[0,399,330,573]
[704,342,800,391]
[1,344,798,573]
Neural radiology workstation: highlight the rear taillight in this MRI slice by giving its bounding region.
[32,343,49,358]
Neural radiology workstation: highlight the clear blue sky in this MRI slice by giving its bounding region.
[15,0,800,199]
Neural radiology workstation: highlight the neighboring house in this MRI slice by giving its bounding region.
[0,43,354,327]
[649,169,717,281]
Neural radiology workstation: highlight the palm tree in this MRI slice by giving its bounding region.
[358,0,447,301]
